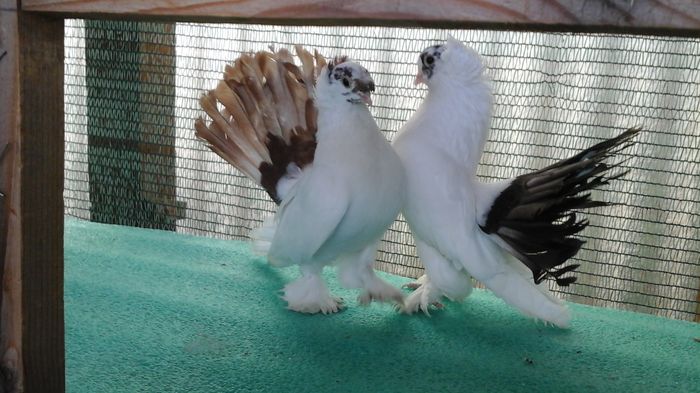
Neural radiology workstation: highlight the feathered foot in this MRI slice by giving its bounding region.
[282,271,343,314]
[337,243,405,307]
[400,275,444,315]
[400,241,473,315]
[357,278,405,306]
[401,275,425,291]
[402,282,422,290]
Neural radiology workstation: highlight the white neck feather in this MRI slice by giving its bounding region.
[406,78,492,176]
[314,76,374,139]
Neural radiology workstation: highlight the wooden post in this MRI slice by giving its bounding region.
[137,23,185,226]
[85,21,180,229]
[0,3,65,392]
[18,10,65,393]
[0,1,22,391]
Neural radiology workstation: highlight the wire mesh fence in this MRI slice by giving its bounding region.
[64,20,699,322]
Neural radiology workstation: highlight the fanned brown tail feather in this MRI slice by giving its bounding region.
[195,47,326,204]
[480,128,641,286]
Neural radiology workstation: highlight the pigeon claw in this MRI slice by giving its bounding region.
[402,282,423,291]
[281,273,344,314]
[399,280,443,316]
[286,296,345,315]
[358,287,405,307]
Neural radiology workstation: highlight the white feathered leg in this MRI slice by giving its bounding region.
[250,216,276,256]
[282,265,343,314]
[337,242,404,306]
[402,239,473,315]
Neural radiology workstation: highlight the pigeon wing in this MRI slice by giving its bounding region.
[266,173,349,267]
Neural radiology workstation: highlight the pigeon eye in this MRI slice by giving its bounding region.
[342,78,351,88]
[425,55,434,65]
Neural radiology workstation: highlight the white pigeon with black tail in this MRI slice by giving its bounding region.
[393,38,639,327]
[196,47,406,314]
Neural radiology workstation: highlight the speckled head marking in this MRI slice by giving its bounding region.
[325,57,375,105]
[416,39,487,86]
[327,55,350,79]
[419,45,446,79]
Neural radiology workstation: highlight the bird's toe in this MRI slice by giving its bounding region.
[400,283,443,316]
[402,282,422,291]
[358,285,405,306]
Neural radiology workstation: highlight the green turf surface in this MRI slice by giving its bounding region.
[65,218,699,393]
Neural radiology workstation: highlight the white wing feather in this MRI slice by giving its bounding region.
[266,173,349,267]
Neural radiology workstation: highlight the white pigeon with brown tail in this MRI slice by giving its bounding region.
[195,47,406,314]
[393,38,639,327]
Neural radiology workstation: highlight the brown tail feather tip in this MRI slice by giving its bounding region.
[195,46,326,204]
[194,117,262,183]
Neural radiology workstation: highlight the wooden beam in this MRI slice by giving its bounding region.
[0,7,65,393]
[20,0,700,35]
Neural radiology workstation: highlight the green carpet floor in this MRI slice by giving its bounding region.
[65,218,699,393]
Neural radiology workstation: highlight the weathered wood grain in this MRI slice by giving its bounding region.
[0,0,16,10]
[0,5,22,393]
[15,11,64,393]
[21,0,700,34]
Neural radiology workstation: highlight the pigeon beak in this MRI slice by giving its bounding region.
[414,72,427,85]
[359,92,373,106]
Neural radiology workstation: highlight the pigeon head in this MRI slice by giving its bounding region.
[416,44,447,83]
[318,57,375,106]
[415,37,485,87]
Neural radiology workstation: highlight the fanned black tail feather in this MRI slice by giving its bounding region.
[480,128,640,286]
